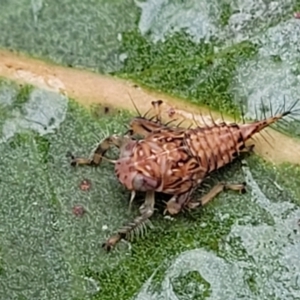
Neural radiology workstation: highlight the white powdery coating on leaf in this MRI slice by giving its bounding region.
[225,0,293,43]
[31,0,43,23]
[135,0,293,45]
[233,59,300,120]
[0,85,17,106]
[256,18,300,62]
[225,162,300,299]
[232,18,300,120]
[135,0,219,43]
[134,164,300,300]
[134,249,248,300]
[225,0,267,43]
[1,89,68,143]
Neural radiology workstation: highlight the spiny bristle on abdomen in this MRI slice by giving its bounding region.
[185,106,299,175]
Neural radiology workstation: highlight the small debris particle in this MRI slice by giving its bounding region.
[273,180,283,191]
[72,205,86,217]
[294,12,300,19]
[104,106,109,114]
[102,225,108,231]
[167,107,176,118]
[164,215,174,221]
[80,179,91,191]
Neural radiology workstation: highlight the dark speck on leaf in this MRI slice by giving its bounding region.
[104,106,109,114]
[48,117,55,127]
[80,179,91,191]
[168,107,176,118]
[72,205,86,217]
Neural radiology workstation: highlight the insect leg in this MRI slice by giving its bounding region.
[163,192,192,216]
[102,190,155,251]
[187,181,247,210]
[70,135,126,167]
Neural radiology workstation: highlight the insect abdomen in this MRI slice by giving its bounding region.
[184,123,246,174]
[185,108,297,175]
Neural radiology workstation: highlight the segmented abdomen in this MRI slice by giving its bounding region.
[184,123,246,175]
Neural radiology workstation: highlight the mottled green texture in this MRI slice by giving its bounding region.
[116,30,258,116]
[0,79,19,132]
[1,1,300,299]
[0,104,9,132]
[1,1,300,125]
[219,2,232,27]
[0,92,134,300]
[0,82,300,300]
[14,84,34,108]
[293,0,300,11]
[0,0,139,73]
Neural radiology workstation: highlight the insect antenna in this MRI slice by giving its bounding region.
[199,111,210,128]
[127,91,142,117]
[207,108,217,126]
[239,100,246,124]
[192,112,201,127]
[142,107,153,119]
[164,118,179,126]
[220,110,226,125]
